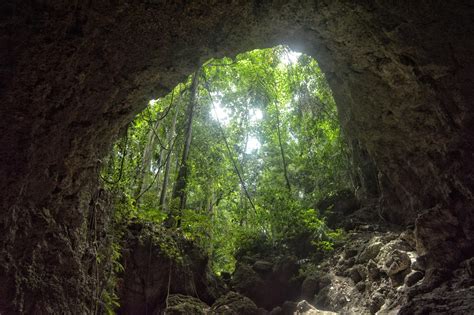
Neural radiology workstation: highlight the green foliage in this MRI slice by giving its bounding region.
[102,45,351,277]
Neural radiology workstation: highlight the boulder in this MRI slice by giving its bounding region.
[210,291,259,315]
[231,257,301,310]
[358,241,383,263]
[164,294,209,314]
[385,250,411,276]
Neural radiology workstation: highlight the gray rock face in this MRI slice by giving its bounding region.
[358,241,383,263]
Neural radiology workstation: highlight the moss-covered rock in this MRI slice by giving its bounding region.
[165,294,209,314]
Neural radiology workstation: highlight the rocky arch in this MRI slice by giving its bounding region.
[1,1,473,313]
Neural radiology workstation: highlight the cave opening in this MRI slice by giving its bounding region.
[102,44,355,276]
[105,46,379,313]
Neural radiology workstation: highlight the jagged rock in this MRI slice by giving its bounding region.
[405,271,424,287]
[411,255,428,271]
[356,282,366,292]
[344,248,359,259]
[367,260,381,281]
[348,265,364,283]
[369,292,385,314]
[165,294,209,314]
[357,241,383,263]
[296,300,337,314]
[385,250,411,276]
[399,230,416,250]
[210,291,259,315]
[375,239,412,269]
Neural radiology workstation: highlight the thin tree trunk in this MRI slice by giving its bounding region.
[160,105,179,210]
[172,67,200,217]
[275,103,292,193]
[134,119,160,200]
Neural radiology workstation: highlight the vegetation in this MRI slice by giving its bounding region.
[101,46,350,277]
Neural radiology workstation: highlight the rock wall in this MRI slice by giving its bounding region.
[1,1,473,312]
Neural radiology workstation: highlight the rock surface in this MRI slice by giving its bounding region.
[1,1,474,313]
[210,291,259,315]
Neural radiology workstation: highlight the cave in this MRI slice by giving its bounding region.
[1,1,473,314]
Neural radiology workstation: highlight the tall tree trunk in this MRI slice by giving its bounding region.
[172,67,200,220]
[159,105,179,211]
[275,103,292,193]
[135,120,160,200]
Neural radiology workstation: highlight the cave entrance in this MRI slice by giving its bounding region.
[102,45,356,277]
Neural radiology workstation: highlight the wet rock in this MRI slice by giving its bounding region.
[357,241,383,263]
[405,270,424,287]
[210,291,258,315]
[165,294,209,314]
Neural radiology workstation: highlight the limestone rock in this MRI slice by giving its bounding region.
[369,292,385,314]
[210,291,259,315]
[358,241,383,263]
[405,271,424,287]
[356,282,366,292]
[165,294,209,314]
[348,265,366,284]
[385,250,411,276]
[367,260,381,281]
[296,300,338,315]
